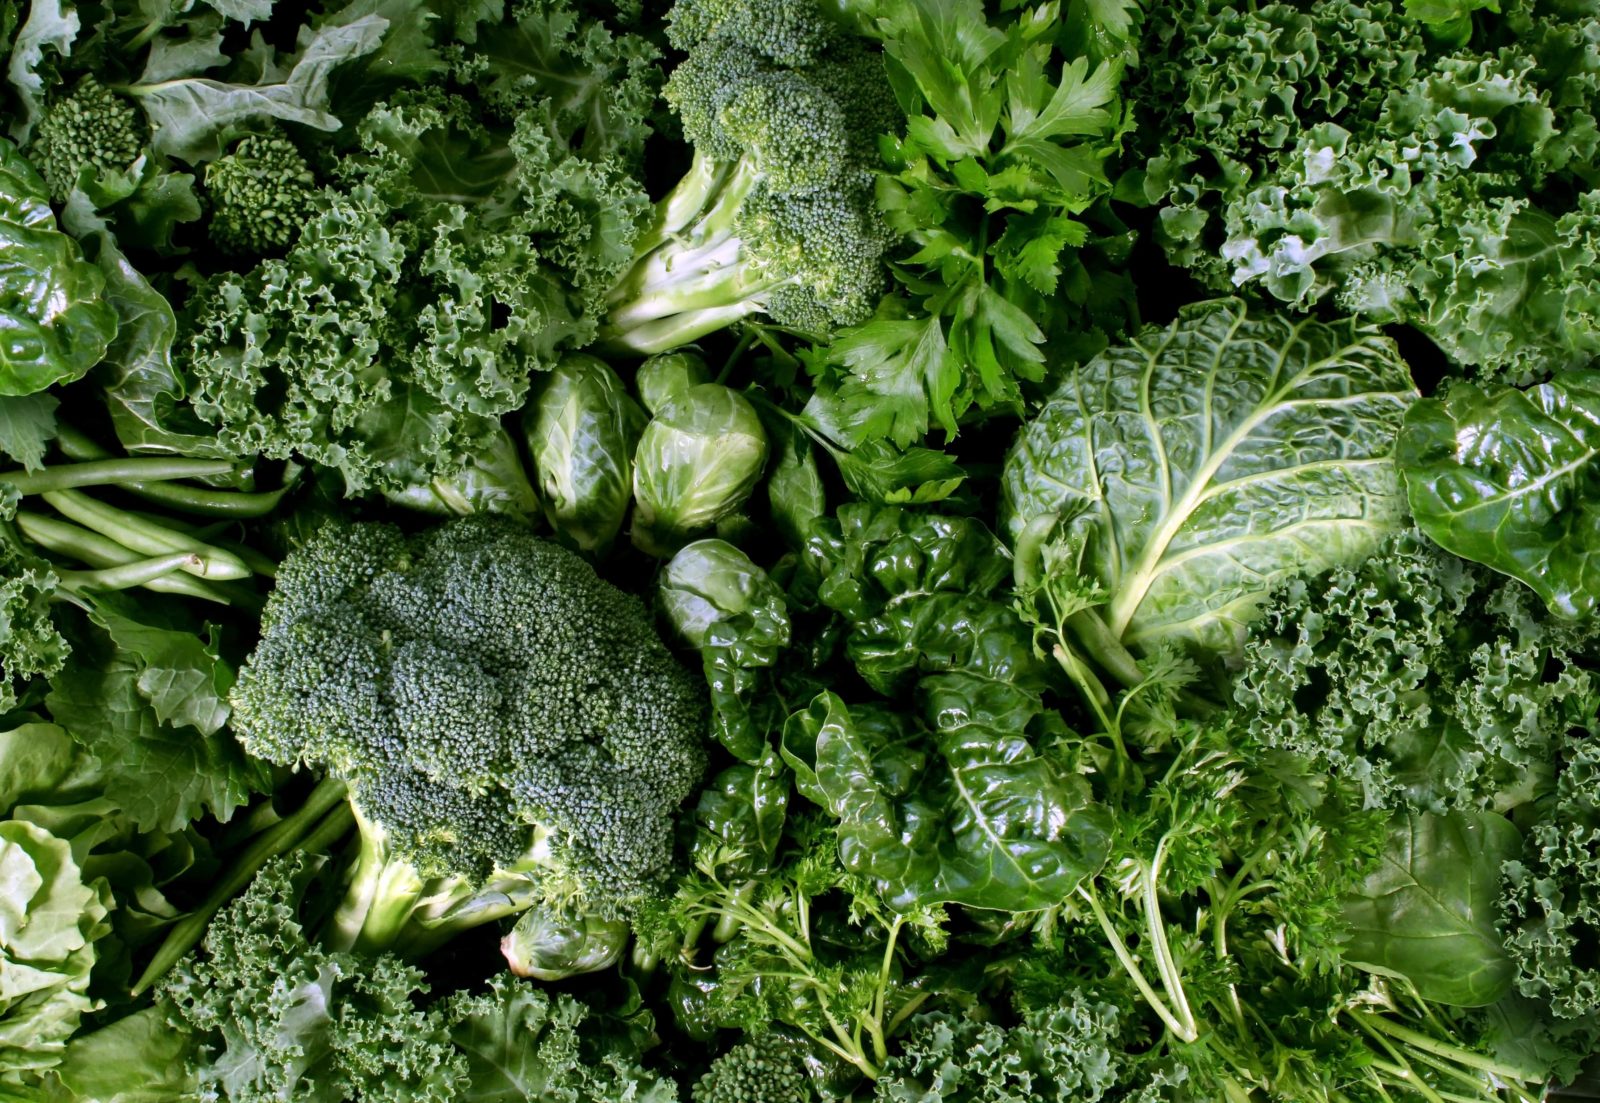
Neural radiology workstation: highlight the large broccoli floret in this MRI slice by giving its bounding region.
[27,77,144,199]
[229,515,708,949]
[599,0,898,354]
[204,132,317,255]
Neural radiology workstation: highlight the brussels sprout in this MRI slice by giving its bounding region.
[636,350,710,416]
[500,902,629,981]
[632,384,768,556]
[522,353,647,554]
[383,426,538,518]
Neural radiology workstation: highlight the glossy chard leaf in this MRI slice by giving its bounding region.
[1343,810,1522,1007]
[1002,298,1415,656]
[1397,374,1600,619]
[783,688,1109,914]
[0,138,117,397]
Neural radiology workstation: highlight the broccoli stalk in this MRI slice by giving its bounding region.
[324,807,546,957]
[599,0,898,354]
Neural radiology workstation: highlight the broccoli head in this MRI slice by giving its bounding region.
[204,132,317,255]
[693,1034,813,1103]
[600,0,897,353]
[29,77,145,199]
[230,515,708,926]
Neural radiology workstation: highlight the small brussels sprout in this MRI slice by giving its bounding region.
[523,353,647,554]
[632,384,768,556]
[500,902,629,981]
[636,350,710,416]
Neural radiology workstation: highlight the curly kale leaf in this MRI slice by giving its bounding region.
[1131,0,1600,380]
[1234,531,1600,813]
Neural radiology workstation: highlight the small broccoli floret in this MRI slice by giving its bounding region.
[693,1034,813,1103]
[29,77,145,199]
[600,0,897,353]
[230,514,708,950]
[204,132,317,255]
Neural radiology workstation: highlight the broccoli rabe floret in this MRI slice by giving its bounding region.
[693,1034,813,1103]
[230,515,707,948]
[204,132,317,255]
[600,0,897,353]
[28,77,145,199]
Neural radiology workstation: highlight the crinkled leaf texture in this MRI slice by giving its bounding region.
[0,138,117,396]
[1003,298,1415,657]
[1398,373,1600,619]
[790,507,1111,912]
[0,820,111,1087]
[1343,810,1521,1007]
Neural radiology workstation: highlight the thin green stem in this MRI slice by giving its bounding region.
[1356,1013,1545,1083]
[56,553,205,593]
[1077,883,1198,1043]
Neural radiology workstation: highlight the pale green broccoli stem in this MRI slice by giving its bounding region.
[133,777,353,995]
[603,156,789,354]
[325,812,427,955]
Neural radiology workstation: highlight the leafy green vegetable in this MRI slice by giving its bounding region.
[632,384,768,555]
[0,137,117,396]
[0,819,111,1087]
[1344,810,1522,1007]
[1130,0,1600,380]
[1003,298,1415,656]
[1398,373,1600,618]
[660,539,791,759]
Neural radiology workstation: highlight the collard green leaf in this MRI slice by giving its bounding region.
[0,723,78,813]
[96,611,234,737]
[45,1006,200,1103]
[1003,298,1415,656]
[785,690,1110,913]
[46,625,265,833]
[1397,374,1600,619]
[0,392,58,470]
[130,12,388,161]
[1343,810,1522,1007]
[0,138,118,397]
[3,0,77,144]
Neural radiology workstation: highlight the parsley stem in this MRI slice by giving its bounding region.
[1077,882,1198,1043]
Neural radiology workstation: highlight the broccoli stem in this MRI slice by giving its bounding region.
[324,815,427,955]
[601,156,785,355]
[0,456,248,494]
[132,777,352,996]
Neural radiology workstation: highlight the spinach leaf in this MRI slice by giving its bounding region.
[783,690,1110,913]
[0,138,117,396]
[1003,298,1415,656]
[1343,810,1522,1007]
[1397,374,1600,619]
